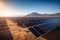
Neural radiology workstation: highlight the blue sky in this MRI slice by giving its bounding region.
[5,0,60,16]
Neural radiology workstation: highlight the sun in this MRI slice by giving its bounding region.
[0,0,21,17]
[0,0,12,17]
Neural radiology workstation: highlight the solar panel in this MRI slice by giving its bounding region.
[24,18,60,37]
[28,28,40,37]
[24,23,33,27]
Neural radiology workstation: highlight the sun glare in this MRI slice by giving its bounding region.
[0,0,12,17]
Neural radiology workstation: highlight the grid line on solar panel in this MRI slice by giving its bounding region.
[24,23,34,27]
[33,27,45,35]
[24,21,59,28]
[39,26,48,32]
[28,28,40,37]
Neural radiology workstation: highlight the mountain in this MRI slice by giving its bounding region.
[25,12,60,17]
[53,13,60,16]
[49,13,60,16]
[25,12,41,17]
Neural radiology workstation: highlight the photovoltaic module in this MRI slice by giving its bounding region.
[23,18,60,37]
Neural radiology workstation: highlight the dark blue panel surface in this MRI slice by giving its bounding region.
[34,26,45,34]
[24,23,33,27]
[28,28,40,37]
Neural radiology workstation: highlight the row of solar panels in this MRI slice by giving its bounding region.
[24,21,59,37]
[23,18,60,27]
[0,18,13,40]
[9,18,60,25]
[0,18,8,31]
[10,18,60,37]
[23,18,60,37]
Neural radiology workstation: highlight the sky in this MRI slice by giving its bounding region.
[0,0,60,17]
